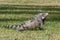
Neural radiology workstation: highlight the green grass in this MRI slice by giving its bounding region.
[0,0,60,40]
[0,21,60,40]
[0,13,60,40]
[0,5,60,40]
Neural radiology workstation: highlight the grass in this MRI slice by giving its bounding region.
[0,0,60,40]
[0,21,60,40]
[0,0,60,5]
[0,4,60,40]
[0,13,60,40]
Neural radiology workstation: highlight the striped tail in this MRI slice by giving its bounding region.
[3,24,25,31]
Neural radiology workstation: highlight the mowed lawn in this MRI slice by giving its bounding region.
[0,0,60,5]
[0,6,60,40]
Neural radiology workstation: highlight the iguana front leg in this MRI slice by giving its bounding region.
[39,19,44,30]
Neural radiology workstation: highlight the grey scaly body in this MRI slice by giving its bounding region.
[4,13,48,31]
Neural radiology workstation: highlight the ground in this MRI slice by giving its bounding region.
[0,13,60,40]
[0,0,60,5]
[0,0,60,40]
